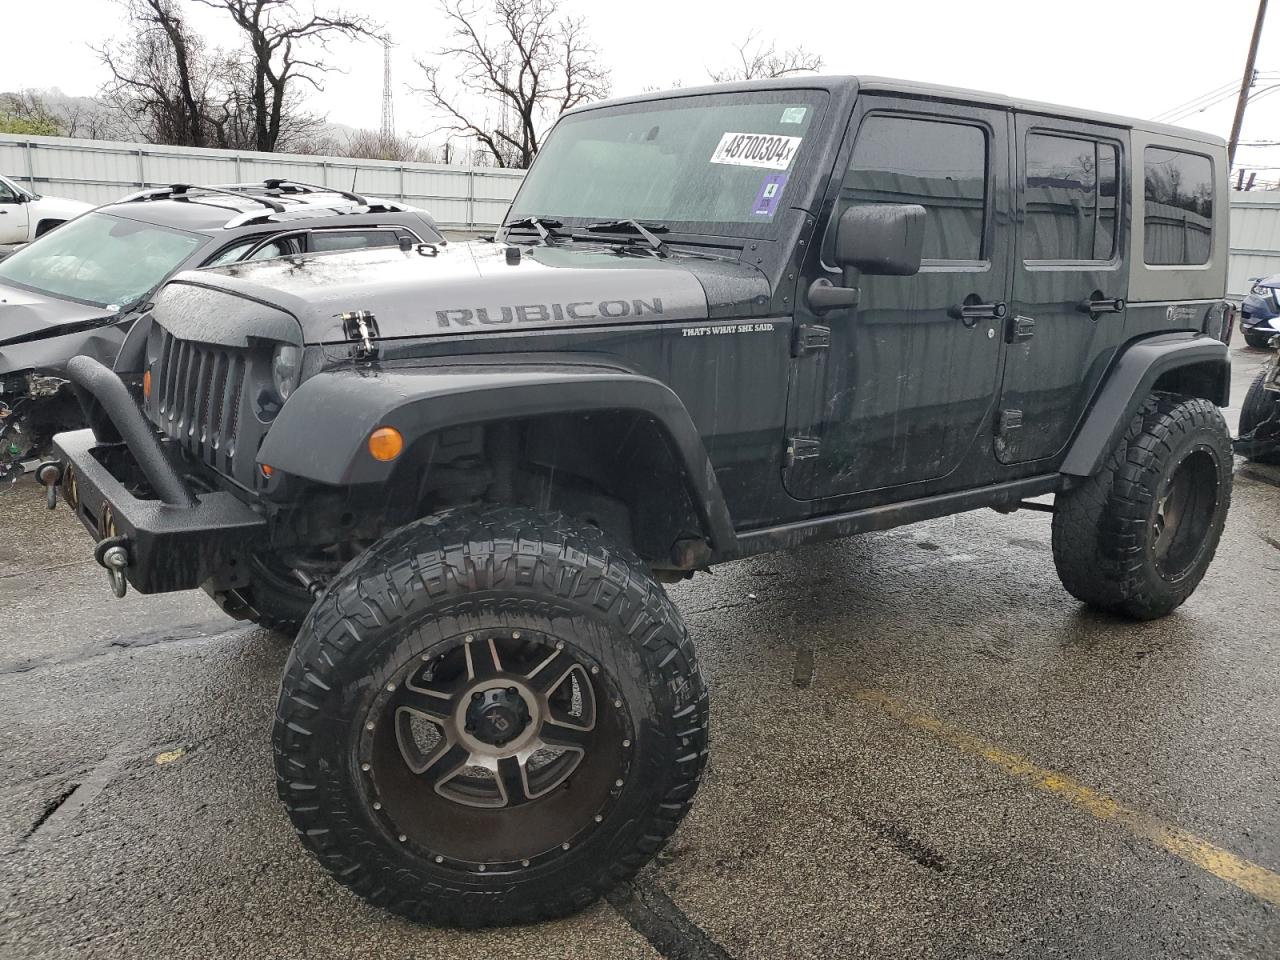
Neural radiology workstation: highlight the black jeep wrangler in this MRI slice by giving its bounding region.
[40,77,1234,926]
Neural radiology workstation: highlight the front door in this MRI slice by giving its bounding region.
[996,116,1128,463]
[784,99,1012,500]
[0,179,29,244]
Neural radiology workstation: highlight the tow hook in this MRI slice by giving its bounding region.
[35,461,62,510]
[94,535,130,598]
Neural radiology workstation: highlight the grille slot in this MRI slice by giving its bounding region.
[151,328,248,475]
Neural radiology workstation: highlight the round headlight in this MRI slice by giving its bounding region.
[271,344,302,401]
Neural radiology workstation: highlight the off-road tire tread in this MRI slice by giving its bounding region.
[1239,367,1280,463]
[1051,392,1232,620]
[272,504,708,927]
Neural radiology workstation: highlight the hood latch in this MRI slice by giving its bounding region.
[340,310,380,360]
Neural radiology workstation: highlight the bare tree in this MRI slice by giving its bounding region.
[412,0,611,169]
[192,0,379,152]
[342,128,433,162]
[708,32,824,83]
[98,0,218,146]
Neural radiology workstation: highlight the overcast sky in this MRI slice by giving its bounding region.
[5,0,1280,172]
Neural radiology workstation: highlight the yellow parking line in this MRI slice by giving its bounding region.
[853,689,1280,907]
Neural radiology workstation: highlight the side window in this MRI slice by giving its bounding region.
[0,179,18,203]
[203,236,296,266]
[307,230,403,253]
[838,114,988,261]
[1144,147,1213,266]
[1024,133,1119,261]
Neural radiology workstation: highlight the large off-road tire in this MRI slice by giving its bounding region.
[273,505,708,927]
[1239,367,1280,464]
[1244,330,1275,350]
[1051,393,1232,620]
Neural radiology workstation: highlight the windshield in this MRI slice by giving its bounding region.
[509,90,827,237]
[0,211,204,308]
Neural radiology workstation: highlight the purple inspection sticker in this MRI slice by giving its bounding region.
[751,173,789,217]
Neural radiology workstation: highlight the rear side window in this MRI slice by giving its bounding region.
[839,114,988,261]
[1024,133,1118,261]
[308,230,403,253]
[1144,147,1213,265]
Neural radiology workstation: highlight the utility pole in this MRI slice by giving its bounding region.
[1228,0,1269,169]
[380,37,395,151]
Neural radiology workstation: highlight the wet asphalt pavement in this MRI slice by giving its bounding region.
[1,333,1278,960]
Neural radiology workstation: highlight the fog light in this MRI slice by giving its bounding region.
[368,426,403,462]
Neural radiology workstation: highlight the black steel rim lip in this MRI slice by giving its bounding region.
[358,627,633,873]
[1151,444,1218,581]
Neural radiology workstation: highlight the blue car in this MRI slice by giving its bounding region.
[1241,275,1280,348]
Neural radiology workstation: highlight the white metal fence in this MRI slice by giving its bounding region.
[1229,191,1280,297]
[0,133,524,229]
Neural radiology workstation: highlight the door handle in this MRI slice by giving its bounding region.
[1076,295,1125,317]
[948,297,1007,327]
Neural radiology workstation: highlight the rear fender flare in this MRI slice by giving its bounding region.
[256,362,737,553]
[1060,333,1230,478]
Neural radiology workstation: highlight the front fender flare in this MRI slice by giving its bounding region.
[1060,332,1230,478]
[257,362,737,552]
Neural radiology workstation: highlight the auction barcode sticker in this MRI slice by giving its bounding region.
[710,132,802,170]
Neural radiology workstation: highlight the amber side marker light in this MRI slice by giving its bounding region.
[368,426,404,462]
[143,368,152,400]
[260,464,275,478]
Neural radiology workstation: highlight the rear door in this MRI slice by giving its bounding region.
[997,116,1128,463]
[784,99,1012,499]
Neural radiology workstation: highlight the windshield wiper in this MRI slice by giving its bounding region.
[584,219,670,256]
[499,216,564,244]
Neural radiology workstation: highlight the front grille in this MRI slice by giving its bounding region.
[152,327,247,476]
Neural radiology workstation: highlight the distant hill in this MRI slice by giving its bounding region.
[3,87,362,152]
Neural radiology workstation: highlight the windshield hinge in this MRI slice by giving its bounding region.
[341,310,379,359]
[785,436,822,467]
[791,323,831,357]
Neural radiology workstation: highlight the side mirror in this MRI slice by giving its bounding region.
[834,203,925,279]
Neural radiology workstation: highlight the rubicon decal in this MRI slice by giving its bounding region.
[436,298,664,328]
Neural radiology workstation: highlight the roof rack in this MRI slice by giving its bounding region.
[260,178,369,206]
[120,183,286,213]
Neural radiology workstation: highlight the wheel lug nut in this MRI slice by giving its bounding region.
[386,683,396,691]
[613,699,622,708]
[373,802,382,810]
[507,687,517,695]
[561,842,570,851]
[594,814,603,823]
[512,630,521,639]
[521,859,530,867]
[365,722,374,731]
[614,778,623,787]
[622,739,631,748]
[361,763,371,772]
[398,834,407,843]
[435,855,444,863]
[478,864,486,872]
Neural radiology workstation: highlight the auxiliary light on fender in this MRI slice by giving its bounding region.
[368,426,404,462]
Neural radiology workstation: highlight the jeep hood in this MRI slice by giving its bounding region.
[156,240,772,344]
[0,280,119,350]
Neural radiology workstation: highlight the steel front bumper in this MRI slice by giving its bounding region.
[44,356,265,595]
